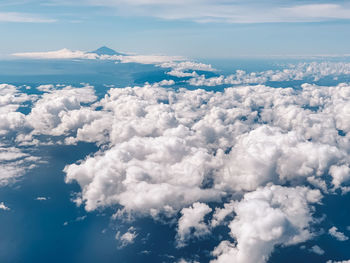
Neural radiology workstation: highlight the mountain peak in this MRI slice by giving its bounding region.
[91,46,124,56]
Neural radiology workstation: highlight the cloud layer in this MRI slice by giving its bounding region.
[44,0,350,23]
[211,185,321,263]
[12,48,185,65]
[54,81,349,262]
[189,62,350,86]
[1,59,350,262]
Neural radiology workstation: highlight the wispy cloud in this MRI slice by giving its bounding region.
[13,48,97,59]
[4,1,350,24]
[0,12,56,23]
[45,0,350,23]
[12,48,186,64]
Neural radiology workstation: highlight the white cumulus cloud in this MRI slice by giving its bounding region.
[211,185,322,263]
[329,226,349,241]
[0,202,10,211]
[1,61,350,261]
[176,202,212,247]
[309,245,325,255]
[116,226,138,249]
[189,62,350,86]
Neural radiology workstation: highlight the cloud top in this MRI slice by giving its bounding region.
[1,57,350,262]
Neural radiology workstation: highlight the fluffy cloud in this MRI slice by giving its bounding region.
[189,62,350,86]
[35,197,48,201]
[309,245,325,255]
[1,74,350,261]
[211,201,235,228]
[161,61,215,78]
[116,227,138,249]
[177,259,199,263]
[0,145,40,186]
[64,134,222,213]
[216,125,346,193]
[60,82,350,217]
[211,185,322,263]
[0,84,32,136]
[329,165,350,192]
[0,202,10,211]
[176,202,212,247]
[327,260,350,263]
[55,81,350,262]
[23,85,97,140]
[0,84,42,186]
[329,226,349,241]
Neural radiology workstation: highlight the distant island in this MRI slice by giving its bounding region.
[90,46,127,56]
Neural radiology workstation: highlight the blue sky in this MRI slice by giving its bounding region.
[1,0,350,58]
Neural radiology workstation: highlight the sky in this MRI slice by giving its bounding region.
[1,0,350,58]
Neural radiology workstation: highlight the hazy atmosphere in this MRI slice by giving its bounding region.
[1,0,350,57]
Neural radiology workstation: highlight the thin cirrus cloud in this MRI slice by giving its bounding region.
[2,0,350,24]
[0,12,56,23]
[46,0,350,23]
